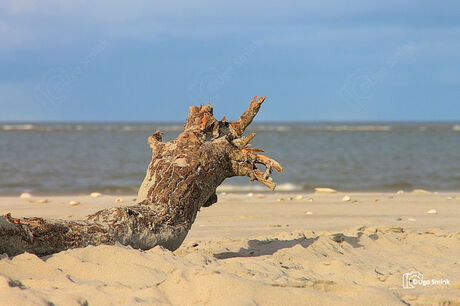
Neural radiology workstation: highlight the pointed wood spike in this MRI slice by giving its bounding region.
[256,154,283,173]
[242,133,256,147]
[231,96,266,136]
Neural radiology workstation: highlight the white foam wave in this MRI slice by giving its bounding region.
[2,123,458,133]
[1,124,34,131]
[317,125,392,131]
[216,183,301,192]
[252,125,292,132]
[0,124,185,132]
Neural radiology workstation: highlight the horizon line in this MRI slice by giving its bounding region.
[0,120,459,124]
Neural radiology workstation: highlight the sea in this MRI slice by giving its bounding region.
[1,122,459,195]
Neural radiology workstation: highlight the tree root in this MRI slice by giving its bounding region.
[0,96,282,256]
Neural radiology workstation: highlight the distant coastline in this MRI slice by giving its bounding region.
[1,121,459,132]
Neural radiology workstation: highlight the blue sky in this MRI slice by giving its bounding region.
[1,1,459,122]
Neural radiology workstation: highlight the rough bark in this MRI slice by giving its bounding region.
[0,96,282,256]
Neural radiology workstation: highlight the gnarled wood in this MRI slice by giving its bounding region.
[0,96,282,256]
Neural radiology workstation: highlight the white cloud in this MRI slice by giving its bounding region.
[1,1,460,54]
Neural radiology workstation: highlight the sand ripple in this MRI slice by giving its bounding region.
[0,227,458,305]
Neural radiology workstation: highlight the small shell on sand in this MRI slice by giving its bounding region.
[308,198,314,202]
[412,189,431,195]
[396,190,405,195]
[37,199,50,204]
[247,193,254,197]
[379,226,404,233]
[427,209,438,214]
[408,218,416,222]
[446,196,453,200]
[294,195,304,200]
[20,192,32,199]
[90,192,102,198]
[115,198,124,203]
[342,195,351,202]
[377,275,389,282]
[304,211,313,215]
[254,194,265,199]
[314,187,337,194]
[69,201,80,206]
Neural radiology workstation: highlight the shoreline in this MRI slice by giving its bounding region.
[1,191,459,230]
[2,187,460,197]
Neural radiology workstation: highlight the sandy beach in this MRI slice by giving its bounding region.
[0,191,458,305]
[3,0,460,305]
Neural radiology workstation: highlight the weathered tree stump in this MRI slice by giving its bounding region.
[0,96,282,256]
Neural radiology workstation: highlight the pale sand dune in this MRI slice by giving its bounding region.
[0,192,459,305]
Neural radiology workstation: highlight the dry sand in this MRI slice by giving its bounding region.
[0,192,459,305]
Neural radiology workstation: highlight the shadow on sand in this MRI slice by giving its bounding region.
[214,236,319,259]
[214,231,371,259]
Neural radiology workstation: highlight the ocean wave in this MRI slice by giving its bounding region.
[250,125,292,132]
[1,123,459,133]
[248,125,393,132]
[0,124,185,132]
[1,124,35,131]
[216,183,302,192]
[310,125,392,132]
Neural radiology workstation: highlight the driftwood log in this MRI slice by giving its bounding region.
[0,96,282,256]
